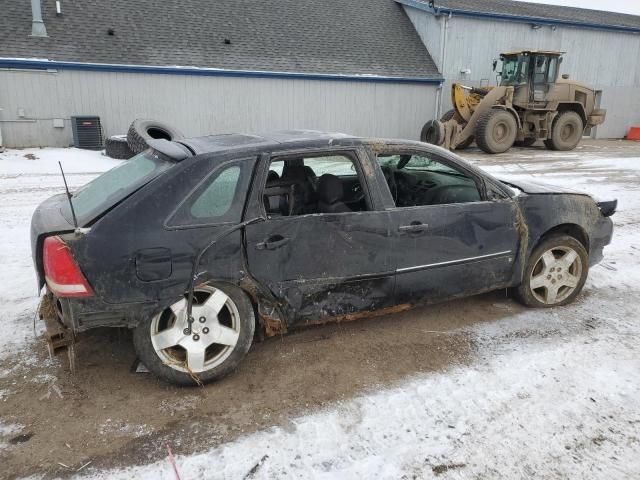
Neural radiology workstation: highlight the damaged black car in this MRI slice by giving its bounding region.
[31,130,615,385]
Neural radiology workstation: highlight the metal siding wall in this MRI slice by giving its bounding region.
[404,6,640,138]
[0,68,437,148]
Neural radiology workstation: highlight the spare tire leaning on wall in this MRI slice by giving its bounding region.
[105,135,135,160]
[127,119,184,154]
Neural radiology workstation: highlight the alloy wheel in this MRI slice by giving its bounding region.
[529,246,583,305]
[150,286,241,373]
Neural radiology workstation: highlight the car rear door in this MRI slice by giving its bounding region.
[370,146,521,305]
[243,148,394,326]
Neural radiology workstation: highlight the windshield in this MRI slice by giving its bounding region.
[500,55,529,86]
[62,150,173,225]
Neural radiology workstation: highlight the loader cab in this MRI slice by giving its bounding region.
[499,51,563,107]
[499,53,529,87]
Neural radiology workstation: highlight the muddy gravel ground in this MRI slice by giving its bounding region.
[0,139,639,478]
[1,295,505,478]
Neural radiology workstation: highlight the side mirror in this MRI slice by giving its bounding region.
[492,60,498,72]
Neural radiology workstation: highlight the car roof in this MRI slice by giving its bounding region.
[178,130,361,155]
[163,130,501,190]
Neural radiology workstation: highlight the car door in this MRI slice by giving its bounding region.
[531,54,559,105]
[243,148,395,326]
[370,146,521,305]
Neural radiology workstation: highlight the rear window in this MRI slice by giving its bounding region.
[63,150,173,225]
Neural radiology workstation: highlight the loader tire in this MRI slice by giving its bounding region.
[127,119,184,155]
[545,111,584,151]
[440,109,457,122]
[440,110,474,150]
[105,135,135,160]
[420,120,444,146]
[475,109,517,154]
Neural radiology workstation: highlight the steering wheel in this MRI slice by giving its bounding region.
[381,166,398,202]
[347,183,366,204]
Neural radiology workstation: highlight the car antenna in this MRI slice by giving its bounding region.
[58,161,85,234]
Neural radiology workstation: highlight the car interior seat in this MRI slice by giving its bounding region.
[281,161,316,215]
[264,170,290,216]
[317,174,351,213]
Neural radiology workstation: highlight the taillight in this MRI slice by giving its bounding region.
[43,236,93,298]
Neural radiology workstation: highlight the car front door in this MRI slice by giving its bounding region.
[371,146,521,305]
[243,148,395,326]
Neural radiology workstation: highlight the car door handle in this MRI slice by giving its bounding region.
[255,235,290,250]
[398,222,427,233]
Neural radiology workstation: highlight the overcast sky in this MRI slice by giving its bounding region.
[516,0,640,15]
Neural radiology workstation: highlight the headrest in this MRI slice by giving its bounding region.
[318,174,344,205]
[266,170,280,183]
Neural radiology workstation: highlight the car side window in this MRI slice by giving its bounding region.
[190,166,240,218]
[168,160,250,227]
[376,153,482,208]
[263,153,368,217]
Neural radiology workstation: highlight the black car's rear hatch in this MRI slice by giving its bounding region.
[31,146,189,289]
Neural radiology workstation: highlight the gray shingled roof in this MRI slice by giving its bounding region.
[0,0,440,80]
[422,0,640,30]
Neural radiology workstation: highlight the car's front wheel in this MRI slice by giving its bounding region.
[515,234,588,308]
[133,283,255,386]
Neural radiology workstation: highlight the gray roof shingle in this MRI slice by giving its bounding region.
[0,0,441,79]
[419,0,640,31]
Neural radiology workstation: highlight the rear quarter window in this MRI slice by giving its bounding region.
[190,166,240,218]
[167,159,254,227]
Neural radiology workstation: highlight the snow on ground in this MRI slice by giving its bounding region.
[1,145,639,479]
[0,147,121,175]
[0,148,121,363]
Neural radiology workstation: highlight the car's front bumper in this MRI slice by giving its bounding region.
[589,216,614,266]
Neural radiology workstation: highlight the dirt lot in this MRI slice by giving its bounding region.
[1,295,499,478]
[0,139,639,478]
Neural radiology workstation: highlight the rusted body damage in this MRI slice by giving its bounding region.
[303,303,412,327]
[30,131,614,342]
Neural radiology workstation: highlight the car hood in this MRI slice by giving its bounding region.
[498,177,590,196]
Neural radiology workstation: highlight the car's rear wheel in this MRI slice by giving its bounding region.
[133,283,255,386]
[515,234,588,308]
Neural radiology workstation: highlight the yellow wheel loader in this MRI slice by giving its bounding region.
[421,51,606,154]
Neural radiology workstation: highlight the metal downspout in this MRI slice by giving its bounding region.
[434,12,450,119]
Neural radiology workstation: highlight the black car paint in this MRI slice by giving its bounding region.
[30,132,614,335]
